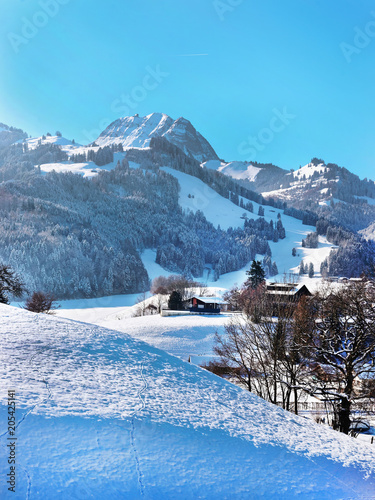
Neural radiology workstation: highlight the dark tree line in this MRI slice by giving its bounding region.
[316,219,375,278]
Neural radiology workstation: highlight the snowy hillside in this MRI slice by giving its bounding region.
[203,159,261,182]
[0,123,27,149]
[96,112,219,162]
[262,163,332,204]
[291,162,326,180]
[20,134,79,151]
[3,114,375,294]
[1,305,375,499]
[38,151,127,178]
[161,166,334,279]
[34,153,334,288]
[211,158,375,239]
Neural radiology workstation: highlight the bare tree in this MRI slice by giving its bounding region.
[222,285,242,311]
[214,289,309,413]
[24,291,59,314]
[150,275,170,295]
[302,281,375,434]
[154,293,166,314]
[213,279,375,432]
[133,291,148,317]
[150,274,204,301]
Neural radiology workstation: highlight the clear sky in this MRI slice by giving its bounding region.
[1,0,375,178]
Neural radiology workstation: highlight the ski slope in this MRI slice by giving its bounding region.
[1,305,375,499]
[161,166,334,280]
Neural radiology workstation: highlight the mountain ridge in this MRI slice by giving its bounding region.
[1,114,375,297]
[96,112,220,163]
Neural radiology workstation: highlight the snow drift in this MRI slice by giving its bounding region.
[1,305,375,499]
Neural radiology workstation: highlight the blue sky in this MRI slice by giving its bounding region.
[1,0,375,178]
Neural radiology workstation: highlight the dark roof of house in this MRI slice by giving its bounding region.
[266,283,311,297]
[188,296,227,305]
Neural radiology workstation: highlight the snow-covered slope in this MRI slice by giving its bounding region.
[1,305,375,499]
[96,112,219,162]
[291,163,326,180]
[203,160,261,182]
[96,113,172,149]
[260,163,329,202]
[161,166,334,279]
[20,134,79,150]
[0,123,27,149]
[38,151,127,178]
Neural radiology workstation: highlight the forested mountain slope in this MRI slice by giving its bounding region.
[1,115,374,299]
[0,136,287,299]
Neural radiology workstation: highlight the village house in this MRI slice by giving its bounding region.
[184,296,227,314]
[266,282,312,302]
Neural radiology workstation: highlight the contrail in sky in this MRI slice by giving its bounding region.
[177,54,209,57]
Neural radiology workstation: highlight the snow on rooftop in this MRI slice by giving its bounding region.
[190,296,226,304]
[1,305,375,498]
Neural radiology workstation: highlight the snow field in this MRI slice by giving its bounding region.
[203,159,261,182]
[1,305,375,499]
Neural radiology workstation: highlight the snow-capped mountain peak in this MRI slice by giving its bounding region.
[96,113,219,162]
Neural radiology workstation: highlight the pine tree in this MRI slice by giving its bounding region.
[168,290,183,310]
[271,261,278,276]
[299,261,306,275]
[0,264,25,304]
[308,263,314,278]
[245,260,266,289]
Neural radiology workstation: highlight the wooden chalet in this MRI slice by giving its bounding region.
[185,296,227,314]
[266,283,312,302]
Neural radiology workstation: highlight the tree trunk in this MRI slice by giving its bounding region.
[293,386,298,415]
[339,371,353,435]
[339,398,351,435]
